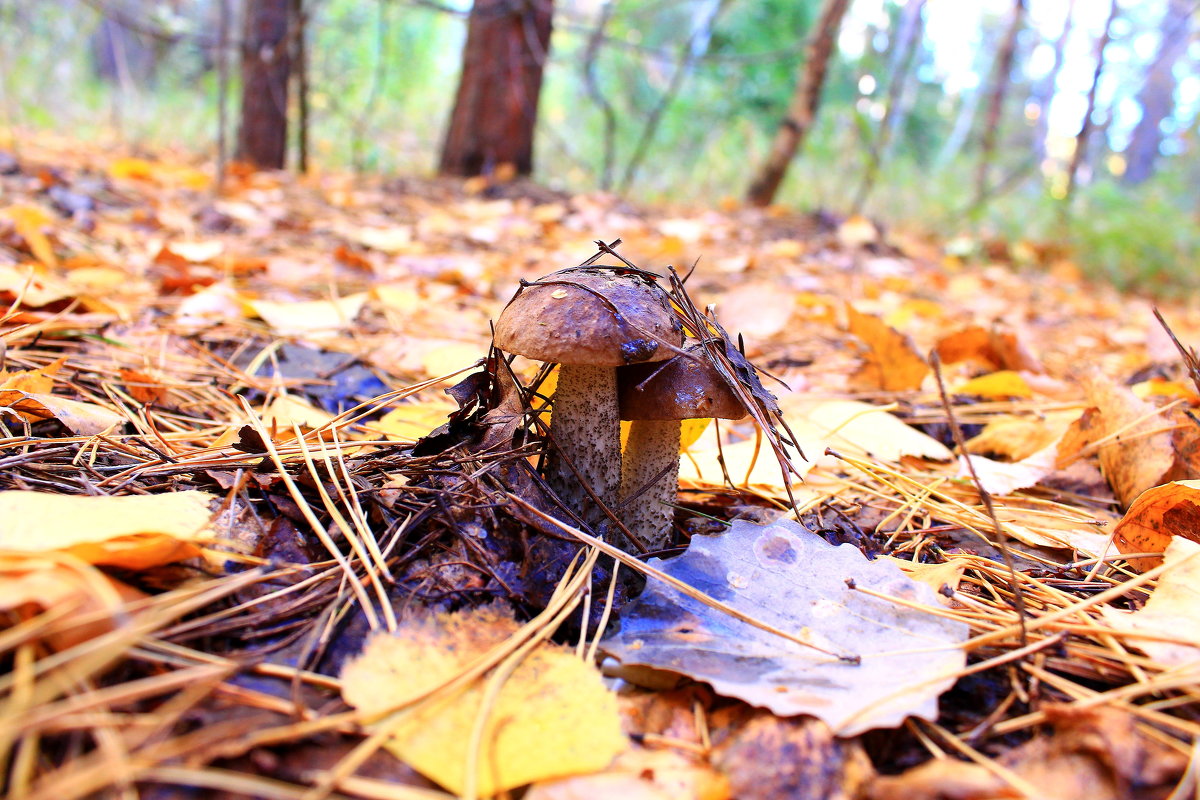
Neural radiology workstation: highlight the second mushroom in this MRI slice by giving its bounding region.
[618,343,748,552]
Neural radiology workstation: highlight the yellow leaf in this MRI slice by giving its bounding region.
[0,491,217,569]
[422,342,483,381]
[679,417,712,451]
[342,605,626,795]
[262,393,336,432]
[0,204,58,267]
[0,264,75,307]
[375,401,457,442]
[247,293,369,338]
[107,157,210,190]
[955,370,1034,399]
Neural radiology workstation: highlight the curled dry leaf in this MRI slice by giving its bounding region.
[1067,376,1200,507]
[710,709,874,800]
[1112,480,1200,570]
[934,324,1044,374]
[603,520,969,735]
[845,304,929,392]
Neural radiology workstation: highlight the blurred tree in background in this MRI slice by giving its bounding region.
[0,0,1197,291]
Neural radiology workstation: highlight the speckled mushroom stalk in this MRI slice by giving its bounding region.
[618,347,747,552]
[543,363,621,523]
[492,268,681,538]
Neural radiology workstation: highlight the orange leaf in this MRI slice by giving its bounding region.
[846,304,928,392]
[1113,481,1200,571]
[0,204,57,267]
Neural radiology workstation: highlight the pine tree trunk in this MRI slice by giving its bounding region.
[744,0,851,208]
[972,0,1026,207]
[237,0,291,170]
[1123,0,1191,185]
[1031,0,1075,164]
[1065,0,1119,199]
[439,0,554,177]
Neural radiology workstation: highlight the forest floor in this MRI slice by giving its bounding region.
[2,137,1200,800]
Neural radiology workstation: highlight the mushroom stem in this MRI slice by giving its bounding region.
[547,363,621,530]
[619,419,681,553]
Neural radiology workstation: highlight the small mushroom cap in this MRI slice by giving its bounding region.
[494,268,681,366]
[618,348,748,421]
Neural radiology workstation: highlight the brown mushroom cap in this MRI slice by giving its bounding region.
[618,348,748,421]
[493,268,681,366]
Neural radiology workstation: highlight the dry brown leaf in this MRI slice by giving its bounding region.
[934,325,1044,373]
[1111,480,1200,570]
[0,390,125,435]
[965,410,1082,461]
[1077,375,1199,507]
[710,709,873,800]
[846,304,929,391]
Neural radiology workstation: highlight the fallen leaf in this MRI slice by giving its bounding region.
[341,605,626,795]
[934,325,1044,373]
[526,748,730,800]
[0,390,125,435]
[1102,536,1200,666]
[710,709,873,800]
[846,304,929,392]
[375,400,458,442]
[954,370,1033,399]
[1078,375,1198,507]
[955,446,1057,496]
[0,490,217,568]
[603,520,969,735]
[0,203,58,266]
[248,293,369,338]
[1111,480,1200,570]
[780,398,952,462]
[713,282,794,340]
[0,556,149,650]
[965,410,1082,461]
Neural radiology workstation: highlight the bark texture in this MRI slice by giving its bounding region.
[1123,0,1192,184]
[1065,0,1119,199]
[745,0,851,207]
[439,0,554,177]
[238,0,291,170]
[972,0,1026,206]
[620,419,682,554]
[547,364,620,534]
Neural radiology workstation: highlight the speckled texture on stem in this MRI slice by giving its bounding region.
[620,418,682,553]
[547,363,621,531]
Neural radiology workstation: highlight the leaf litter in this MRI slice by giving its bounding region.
[0,140,1199,799]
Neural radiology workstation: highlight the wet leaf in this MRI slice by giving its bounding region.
[603,520,969,734]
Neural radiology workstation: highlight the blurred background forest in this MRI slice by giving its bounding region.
[1,0,1197,292]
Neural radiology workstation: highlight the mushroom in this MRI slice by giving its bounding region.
[617,344,748,552]
[493,268,681,535]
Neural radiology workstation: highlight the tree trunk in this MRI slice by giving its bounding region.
[745,0,851,208]
[1030,0,1075,164]
[1065,0,1119,199]
[972,0,1027,208]
[1123,0,1192,185]
[853,0,927,212]
[237,0,292,170]
[439,0,554,177]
